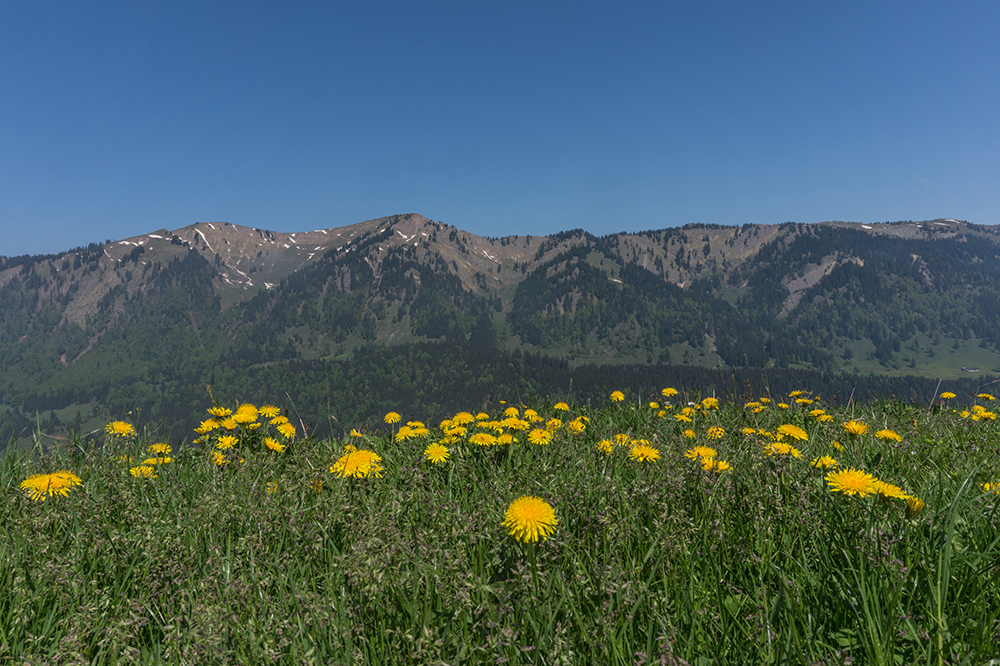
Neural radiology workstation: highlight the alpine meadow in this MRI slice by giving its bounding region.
[3,215,1000,664]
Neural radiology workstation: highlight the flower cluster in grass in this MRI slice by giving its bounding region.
[194,401,296,465]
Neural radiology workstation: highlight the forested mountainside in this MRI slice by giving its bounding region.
[2,214,999,444]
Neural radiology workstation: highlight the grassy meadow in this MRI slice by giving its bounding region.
[2,388,1000,665]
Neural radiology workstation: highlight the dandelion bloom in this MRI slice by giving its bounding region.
[129,465,157,479]
[741,427,756,436]
[276,421,296,439]
[809,409,826,418]
[778,403,790,410]
[384,412,401,424]
[765,442,802,458]
[978,393,996,401]
[476,412,490,420]
[906,496,925,518]
[596,439,614,455]
[349,428,363,438]
[810,456,839,470]
[528,429,553,445]
[216,435,238,450]
[629,445,661,462]
[469,432,497,446]
[259,404,281,418]
[662,388,678,397]
[872,480,908,501]
[789,390,806,398]
[683,429,697,440]
[545,418,562,431]
[147,442,172,454]
[553,402,570,411]
[818,414,834,422]
[220,417,238,431]
[842,420,868,436]
[939,392,956,400]
[744,401,761,410]
[331,448,384,478]
[210,451,228,466]
[685,446,717,462]
[648,401,660,409]
[141,457,172,466]
[982,482,1000,495]
[826,468,877,497]
[610,391,625,402]
[106,421,136,438]
[496,433,517,445]
[700,397,720,410]
[264,437,286,453]
[702,458,731,473]
[832,441,844,451]
[503,496,558,543]
[208,406,232,417]
[777,424,808,441]
[452,411,475,425]
[424,443,449,464]
[875,429,902,442]
[674,414,692,423]
[759,397,772,405]
[20,471,83,500]
[503,407,520,418]
[705,426,725,440]
[566,419,587,434]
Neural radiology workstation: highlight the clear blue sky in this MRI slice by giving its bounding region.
[3,1,998,257]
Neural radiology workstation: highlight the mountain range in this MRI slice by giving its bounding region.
[3,214,999,444]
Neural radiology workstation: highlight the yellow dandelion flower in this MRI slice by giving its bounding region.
[683,429,697,440]
[777,424,809,441]
[384,411,401,424]
[395,426,415,441]
[276,421,296,439]
[270,415,289,426]
[842,420,868,436]
[832,440,844,451]
[259,404,281,418]
[424,443,449,464]
[476,412,490,420]
[596,439,614,455]
[675,414,692,423]
[759,397,772,405]
[349,428,364,437]
[496,433,517,445]
[809,409,826,418]
[147,442,172,454]
[233,411,257,425]
[220,417,238,431]
[19,471,83,501]
[264,437,285,453]
[105,421,135,438]
[700,397,720,410]
[211,451,228,466]
[778,403,790,410]
[528,428,552,445]
[331,448,384,478]
[906,496,925,518]
[216,435,238,450]
[545,418,562,431]
[744,401,761,410]
[503,406,520,417]
[553,401,570,411]
[982,482,1000,495]
[141,457,172,466]
[810,456,839,469]
[685,445,717,462]
[629,444,661,462]
[129,465,157,479]
[818,414,834,422]
[795,398,814,405]
[566,419,587,434]
[875,429,902,442]
[469,432,497,446]
[702,458,731,473]
[939,392,956,400]
[826,468,877,497]
[978,393,996,401]
[452,411,475,425]
[741,427,756,436]
[789,390,806,398]
[208,406,232,417]
[503,496,558,543]
[610,390,625,402]
[765,441,802,458]
[662,387,678,397]
[871,480,909,501]
[648,401,660,409]
[706,426,725,440]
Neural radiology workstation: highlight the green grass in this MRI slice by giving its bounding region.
[2,390,1000,665]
